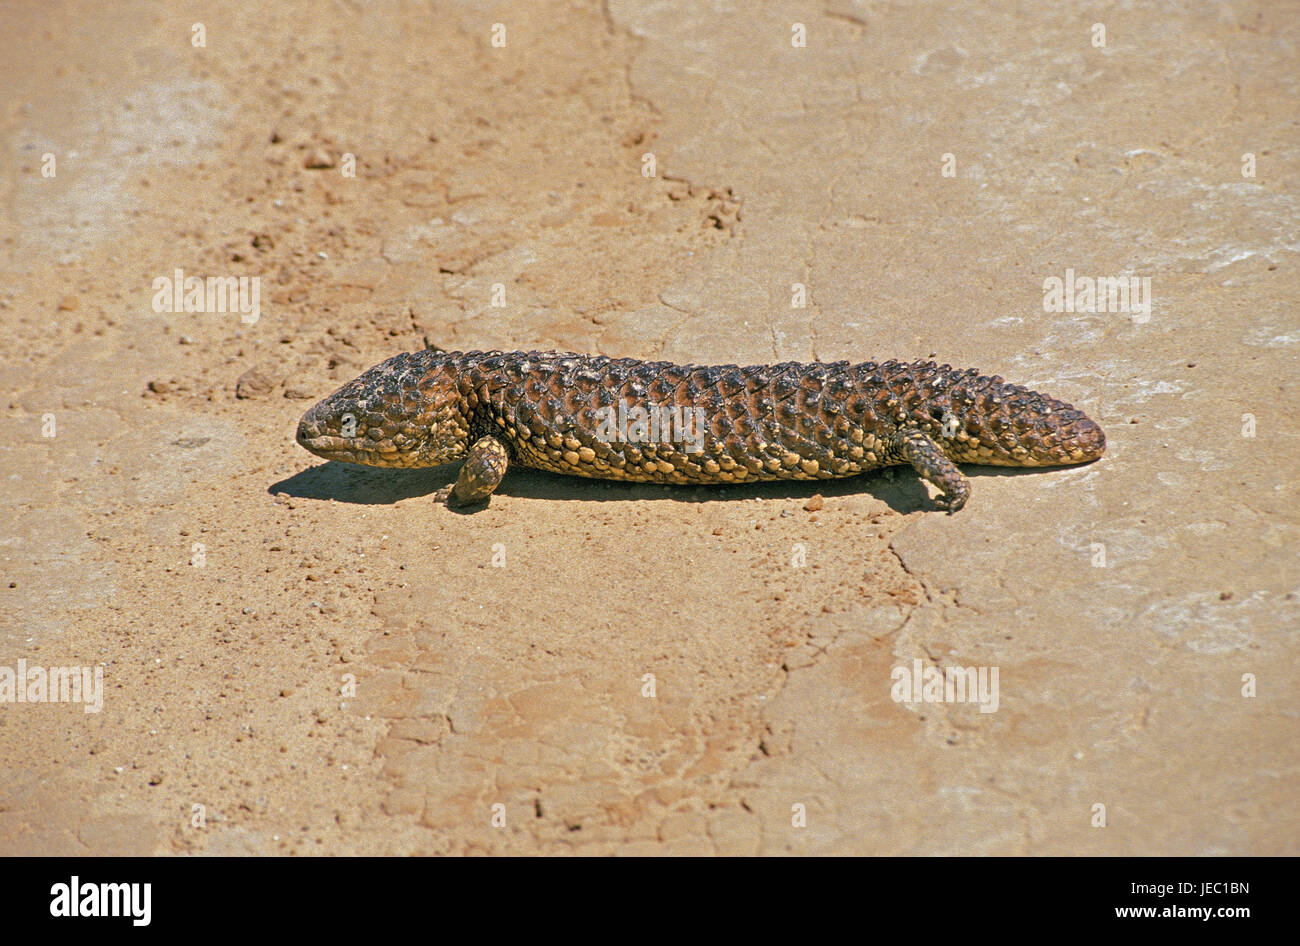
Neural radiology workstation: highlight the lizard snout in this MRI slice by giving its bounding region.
[296,403,322,447]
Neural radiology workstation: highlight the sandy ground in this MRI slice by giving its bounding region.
[0,0,1296,855]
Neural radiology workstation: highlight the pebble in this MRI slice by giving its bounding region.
[235,366,277,399]
[304,148,335,169]
[283,381,315,399]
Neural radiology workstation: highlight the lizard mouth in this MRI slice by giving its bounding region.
[295,406,360,461]
[295,403,417,466]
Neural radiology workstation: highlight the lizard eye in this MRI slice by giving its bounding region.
[940,411,960,438]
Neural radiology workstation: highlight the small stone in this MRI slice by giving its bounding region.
[283,381,316,400]
[235,366,277,399]
[803,493,824,512]
[304,148,335,169]
[57,295,79,311]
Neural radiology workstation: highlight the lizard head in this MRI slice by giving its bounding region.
[296,351,471,468]
[921,366,1106,467]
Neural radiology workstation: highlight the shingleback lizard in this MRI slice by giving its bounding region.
[295,349,1105,512]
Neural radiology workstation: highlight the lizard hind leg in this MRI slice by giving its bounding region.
[438,435,510,506]
[897,427,970,513]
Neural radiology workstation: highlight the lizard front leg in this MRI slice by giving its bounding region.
[434,435,510,506]
[897,427,970,513]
